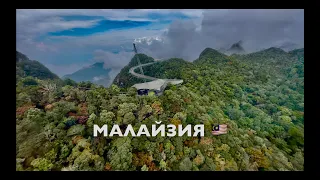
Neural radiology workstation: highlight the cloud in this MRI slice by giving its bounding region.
[16,9,203,22]
[91,49,139,83]
[92,49,134,69]
[16,9,304,80]
[93,76,105,82]
[135,9,304,61]
[16,20,165,77]
[134,19,204,61]
[17,15,100,42]
[16,9,203,43]
[16,13,101,57]
[16,9,204,79]
[200,9,304,51]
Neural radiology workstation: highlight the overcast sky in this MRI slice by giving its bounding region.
[16,9,304,77]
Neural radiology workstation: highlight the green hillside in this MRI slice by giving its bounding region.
[289,48,304,61]
[142,58,193,80]
[194,48,229,65]
[16,47,304,171]
[16,51,60,80]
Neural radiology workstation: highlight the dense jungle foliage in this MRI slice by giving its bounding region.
[16,47,304,171]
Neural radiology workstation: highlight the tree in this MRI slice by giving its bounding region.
[179,157,192,171]
[21,76,38,86]
[100,111,115,125]
[67,125,85,137]
[159,159,167,171]
[31,158,54,171]
[123,112,135,124]
[141,164,149,171]
[107,137,133,171]
[193,150,205,166]
[71,149,105,171]
[63,78,77,87]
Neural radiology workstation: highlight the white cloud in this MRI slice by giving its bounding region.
[16,9,204,77]
[134,9,304,61]
[17,9,303,80]
[92,49,134,70]
[92,76,105,82]
[21,27,165,55]
[17,14,100,37]
[134,36,164,45]
[16,9,203,24]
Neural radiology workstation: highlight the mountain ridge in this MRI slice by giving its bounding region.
[16,51,60,80]
[16,44,304,171]
[63,62,112,87]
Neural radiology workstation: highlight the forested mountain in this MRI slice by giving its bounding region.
[16,51,60,80]
[235,47,289,62]
[16,51,29,62]
[289,48,304,60]
[63,62,112,87]
[142,58,193,80]
[197,48,228,62]
[16,47,304,171]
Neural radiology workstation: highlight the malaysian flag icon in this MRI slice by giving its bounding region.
[212,124,228,135]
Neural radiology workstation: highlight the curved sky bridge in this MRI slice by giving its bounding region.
[129,62,158,81]
[129,58,183,93]
[129,43,183,94]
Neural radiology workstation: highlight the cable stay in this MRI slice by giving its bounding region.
[133,43,146,82]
